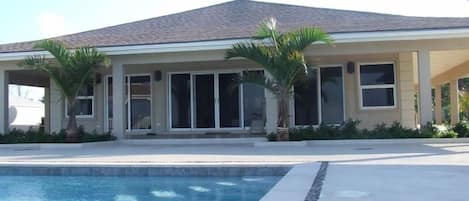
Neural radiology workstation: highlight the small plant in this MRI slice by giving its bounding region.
[266,133,277,142]
[453,121,469,137]
[438,130,458,138]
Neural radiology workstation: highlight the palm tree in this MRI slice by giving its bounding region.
[19,40,109,141]
[225,18,332,140]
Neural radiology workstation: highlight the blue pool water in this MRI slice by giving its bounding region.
[0,175,280,201]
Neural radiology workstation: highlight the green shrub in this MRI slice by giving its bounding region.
[277,120,459,141]
[438,130,458,138]
[266,133,277,141]
[453,121,469,137]
[0,128,115,144]
[419,122,439,138]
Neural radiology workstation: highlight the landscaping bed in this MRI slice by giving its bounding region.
[267,120,469,141]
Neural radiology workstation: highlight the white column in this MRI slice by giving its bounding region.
[417,49,433,127]
[434,85,443,124]
[398,52,417,128]
[450,79,460,125]
[44,87,51,133]
[0,70,8,134]
[264,71,278,134]
[112,63,125,139]
[49,79,63,133]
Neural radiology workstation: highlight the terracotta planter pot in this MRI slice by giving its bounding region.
[277,127,289,141]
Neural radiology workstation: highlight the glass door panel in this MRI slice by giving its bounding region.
[105,76,113,132]
[320,67,344,124]
[219,73,241,128]
[194,74,215,128]
[294,69,319,125]
[170,74,192,128]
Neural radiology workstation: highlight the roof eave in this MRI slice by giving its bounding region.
[2,28,469,61]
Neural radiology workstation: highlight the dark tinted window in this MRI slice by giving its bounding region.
[360,64,394,85]
[362,88,394,107]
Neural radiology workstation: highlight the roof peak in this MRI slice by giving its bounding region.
[2,0,469,53]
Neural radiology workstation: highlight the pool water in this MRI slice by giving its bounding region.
[0,175,280,201]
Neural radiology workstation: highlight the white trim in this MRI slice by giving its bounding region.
[4,28,469,61]
[292,65,346,127]
[357,61,397,110]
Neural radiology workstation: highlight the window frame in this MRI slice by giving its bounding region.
[65,84,95,118]
[357,62,397,110]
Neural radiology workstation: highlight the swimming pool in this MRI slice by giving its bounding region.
[0,166,288,201]
[0,175,280,201]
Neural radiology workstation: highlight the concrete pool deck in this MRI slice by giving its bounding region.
[1,140,469,200]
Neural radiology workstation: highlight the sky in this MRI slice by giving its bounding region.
[2,0,469,45]
[2,0,469,100]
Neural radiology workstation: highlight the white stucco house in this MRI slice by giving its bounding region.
[0,0,469,139]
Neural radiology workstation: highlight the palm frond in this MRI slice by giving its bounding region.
[34,40,71,68]
[239,71,279,95]
[284,27,332,51]
[225,43,272,67]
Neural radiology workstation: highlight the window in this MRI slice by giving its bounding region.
[65,84,94,117]
[359,63,396,108]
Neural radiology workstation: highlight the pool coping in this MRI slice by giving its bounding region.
[0,163,292,177]
[260,162,321,201]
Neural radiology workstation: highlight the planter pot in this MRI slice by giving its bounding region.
[277,127,289,141]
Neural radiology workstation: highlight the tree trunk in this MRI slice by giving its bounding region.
[277,94,290,141]
[66,99,79,142]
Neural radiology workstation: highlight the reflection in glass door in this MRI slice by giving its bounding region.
[219,73,241,128]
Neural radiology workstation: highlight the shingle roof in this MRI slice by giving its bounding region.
[2,0,469,53]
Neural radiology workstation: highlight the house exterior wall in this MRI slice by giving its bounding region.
[61,50,419,134]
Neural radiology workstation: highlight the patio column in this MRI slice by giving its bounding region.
[112,63,125,139]
[49,79,63,133]
[450,79,460,124]
[264,71,278,134]
[417,49,433,127]
[0,69,8,134]
[434,85,443,124]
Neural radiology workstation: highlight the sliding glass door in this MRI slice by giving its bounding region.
[104,74,152,132]
[294,66,344,126]
[170,71,262,130]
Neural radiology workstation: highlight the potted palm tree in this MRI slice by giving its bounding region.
[225,18,332,141]
[19,40,109,142]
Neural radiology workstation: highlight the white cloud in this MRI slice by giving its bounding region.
[36,12,68,38]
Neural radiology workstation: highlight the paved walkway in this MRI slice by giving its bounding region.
[1,141,469,200]
[1,141,469,165]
